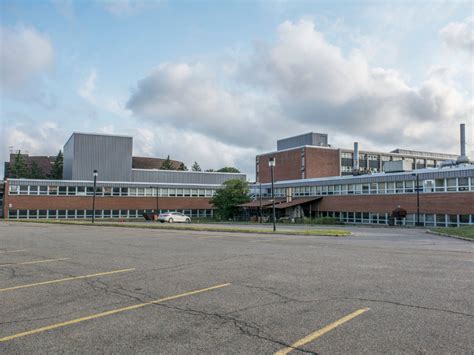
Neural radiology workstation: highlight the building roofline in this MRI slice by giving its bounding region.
[254,164,474,187]
[132,168,245,176]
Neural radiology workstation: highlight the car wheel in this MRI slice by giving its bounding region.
[168,218,174,223]
[185,218,191,223]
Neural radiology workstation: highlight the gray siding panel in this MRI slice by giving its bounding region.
[132,170,246,185]
[277,133,328,151]
[63,134,74,179]
[70,133,133,181]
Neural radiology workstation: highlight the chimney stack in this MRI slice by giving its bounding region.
[353,142,360,173]
[457,123,470,164]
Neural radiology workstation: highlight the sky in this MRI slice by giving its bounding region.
[1,0,473,180]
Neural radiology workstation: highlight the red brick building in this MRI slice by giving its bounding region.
[256,132,458,183]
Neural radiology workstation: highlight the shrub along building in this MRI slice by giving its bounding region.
[246,125,474,227]
[3,132,245,220]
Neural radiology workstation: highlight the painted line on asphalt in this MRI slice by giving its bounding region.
[0,282,231,343]
[0,250,28,254]
[275,307,370,355]
[0,268,136,292]
[0,258,69,268]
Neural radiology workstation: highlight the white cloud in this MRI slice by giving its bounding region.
[440,17,474,53]
[124,19,473,178]
[0,26,54,91]
[78,70,131,118]
[101,0,161,17]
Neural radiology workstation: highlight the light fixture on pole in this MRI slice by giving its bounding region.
[268,157,276,232]
[92,170,98,223]
[151,185,159,221]
[412,173,421,226]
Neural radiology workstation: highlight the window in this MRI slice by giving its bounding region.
[160,188,168,197]
[176,189,184,197]
[29,186,39,195]
[425,214,435,227]
[67,210,75,219]
[435,179,445,192]
[29,210,38,218]
[9,185,19,195]
[86,186,95,196]
[459,215,470,225]
[58,210,66,218]
[405,181,414,193]
[9,210,18,218]
[362,184,369,194]
[370,183,377,194]
[19,185,28,195]
[19,210,28,218]
[103,187,112,196]
[48,210,57,218]
[386,182,395,194]
[396,181,404,193]
[348,184,354,194]
[446,178,456,192]
[436,214,446,227]
[113,187,121,196]
[112,210,120,217]
[354,184,362,195]
[67,186,76,195]
[77,210,85,218]
[377,182,385,194]
[169,188,176,197]
[58,186,67,195]
[205,189,212,197]
[448,214,458,227]
[121,187,129,196]
[458,178,469,191]
[77,186,86,196]
[38,186,47,195]
[137,188,145,196]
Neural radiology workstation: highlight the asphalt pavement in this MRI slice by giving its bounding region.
[0,221,472,354]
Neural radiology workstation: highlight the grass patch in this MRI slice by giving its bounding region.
[7,219,351,237]
[431,226,474,240]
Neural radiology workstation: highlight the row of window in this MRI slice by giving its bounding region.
[9,185,218,198]
[257,177,474,197]
[318,211,474,227]
[8,209,214,219]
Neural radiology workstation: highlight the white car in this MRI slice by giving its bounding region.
[158,212,191,223]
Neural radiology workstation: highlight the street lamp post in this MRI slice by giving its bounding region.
[269,157,276,232]
[412,173,421,226]
[92,170,98,223]
[152,185,159,221]
[259,182,262,223]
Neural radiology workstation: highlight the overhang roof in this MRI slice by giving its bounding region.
[239,198,286,208]
[273,196,322,209]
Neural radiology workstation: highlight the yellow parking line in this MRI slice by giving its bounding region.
[0,268,135,292]
[0,258,69,268]
[275,307,370,355]
[0,282,231,343]
[0,250,28,254]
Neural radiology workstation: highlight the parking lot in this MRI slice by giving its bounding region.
[0,222,473,353]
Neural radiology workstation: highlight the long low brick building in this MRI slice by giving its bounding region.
[249,165,474,227]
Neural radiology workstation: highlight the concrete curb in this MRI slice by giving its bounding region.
[426,230,473,242]
[5,220,351,237]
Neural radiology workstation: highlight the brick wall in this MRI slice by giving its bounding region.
[316,193,474,214]
[4,194,213,215]
[257,149,303,183]
[257,147,341,183]
[304,147,340,179]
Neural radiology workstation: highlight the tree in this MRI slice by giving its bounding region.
[210,179,250,220]
[160,155,174,170]
[205,169,215,172]
[178,162,187,171]
[50,150,63,179]
[191,161,202,172]
[217,167,240,173]
[9,151,29,178]
[29,161,45,179]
